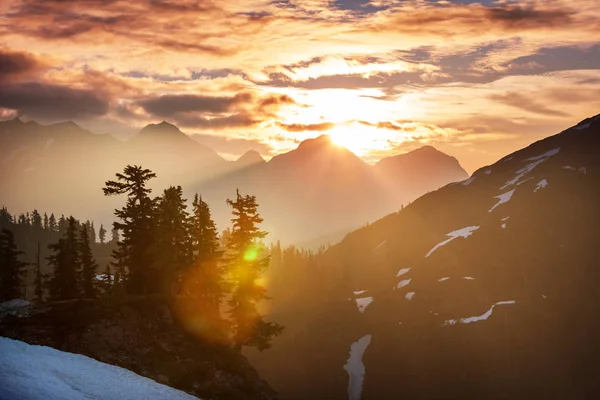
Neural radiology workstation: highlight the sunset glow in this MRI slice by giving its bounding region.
[1,1,600,172]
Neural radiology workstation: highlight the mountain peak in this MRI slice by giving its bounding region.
[297,134,334,150]
[236,150,265,166]
[137,121,188,141]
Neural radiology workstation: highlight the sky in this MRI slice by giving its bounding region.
[1,0,599,173]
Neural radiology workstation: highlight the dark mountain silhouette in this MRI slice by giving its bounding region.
[247,114,600,399]
[0,119,467,245]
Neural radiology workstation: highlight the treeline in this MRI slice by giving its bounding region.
[0,165,282,352]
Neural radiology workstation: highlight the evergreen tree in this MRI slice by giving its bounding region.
[188,194,225,313]
[47,217,81,301]
[99,224,107,244]
[110,227,119,243]
[225,189,283,352]
[48,213,57,233]
[101,263,112,292]
[43,213,49,231]
[34,242,44,302]
[31,209,42,231]
[0,207,11,229]
[155,186,190,293]
[58,215,67,235]
[80,226,98,298]
[103,165,157,294]
[0,229,28,301]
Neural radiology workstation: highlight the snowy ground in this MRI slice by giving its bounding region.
[0,337,199,400]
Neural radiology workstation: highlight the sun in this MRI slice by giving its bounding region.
[328,124,380,156]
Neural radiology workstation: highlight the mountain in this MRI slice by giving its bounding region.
[235,150,266,169]
[247,114,600,399]
[197,135,468,244]
[0,119,467,245]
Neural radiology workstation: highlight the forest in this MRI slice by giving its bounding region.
[0,164,333,352]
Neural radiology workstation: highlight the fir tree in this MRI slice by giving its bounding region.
[43,213,49,231]
[101,263,112,292]
[48,213,57,233]
[31,209,42,231]
[103,165,157,294]
[225,189,283,352]
[0,229,28,301]
[99,224,107,244]
[188,194,226,314]
[155,186,190,293]
[34,242,44,302]
[80,226,98,298]
[58,215,67,235]
[111,227,119,243]
[47,217,81,301]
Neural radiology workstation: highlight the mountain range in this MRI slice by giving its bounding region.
[0,118,468,245]
[246,113,600,399]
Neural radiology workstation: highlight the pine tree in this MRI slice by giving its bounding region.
[48,213,57,233]
[47,217,81,301]
[111,227,119,243]
[103,165,157,294]
[43,213,49,231]
[225,189,283,352]
[99,224,107,244]
[80,226,98,298]
[31,210,42,231]
[188,194,225,313]
[155,186,190,293]
[34,242,44,302]
[58,215,67,235]
[0,229,28,301]
[101,263,112,292]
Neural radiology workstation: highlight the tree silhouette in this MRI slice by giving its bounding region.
[47,217,81,301]
[80,226,98,298]
[0,228,28,301]
[225,189,283,352]
[103,165,157,294]
[99,224,107,244]
[34,242,44,302]
[155,185,190,293]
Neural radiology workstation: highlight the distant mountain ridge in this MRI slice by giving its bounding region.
[247,113,600,399]
[0,118,468,245]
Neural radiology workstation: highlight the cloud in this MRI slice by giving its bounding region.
[276,122,335,132]
[137,93,253,116]
[0,82,109,120]
[488,92,571,117]
[0,49,48,81]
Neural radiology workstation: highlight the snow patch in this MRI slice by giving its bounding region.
[484,169,492,175]
[501,216,510,221]
[438,277,450,282]
[443,300,516,326]
[501,223,507,229]
[501,148,559,190]
[355,297,373,313]
[462,277,475,280]
[396,279,411,289]
[489,189,515,213]
[460,176,475,186]
[0,337,198,400]
[525,148,561,162]
[372,240,387,252]
[563,166,586,175]
[353,290,366,295]
[534,179,548,193]
[405,292,415,300]
[343,334,372,400]
[425,226,480,258]
[396,268,410,277]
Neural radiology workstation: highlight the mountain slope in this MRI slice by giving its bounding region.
[247,114,600,399]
